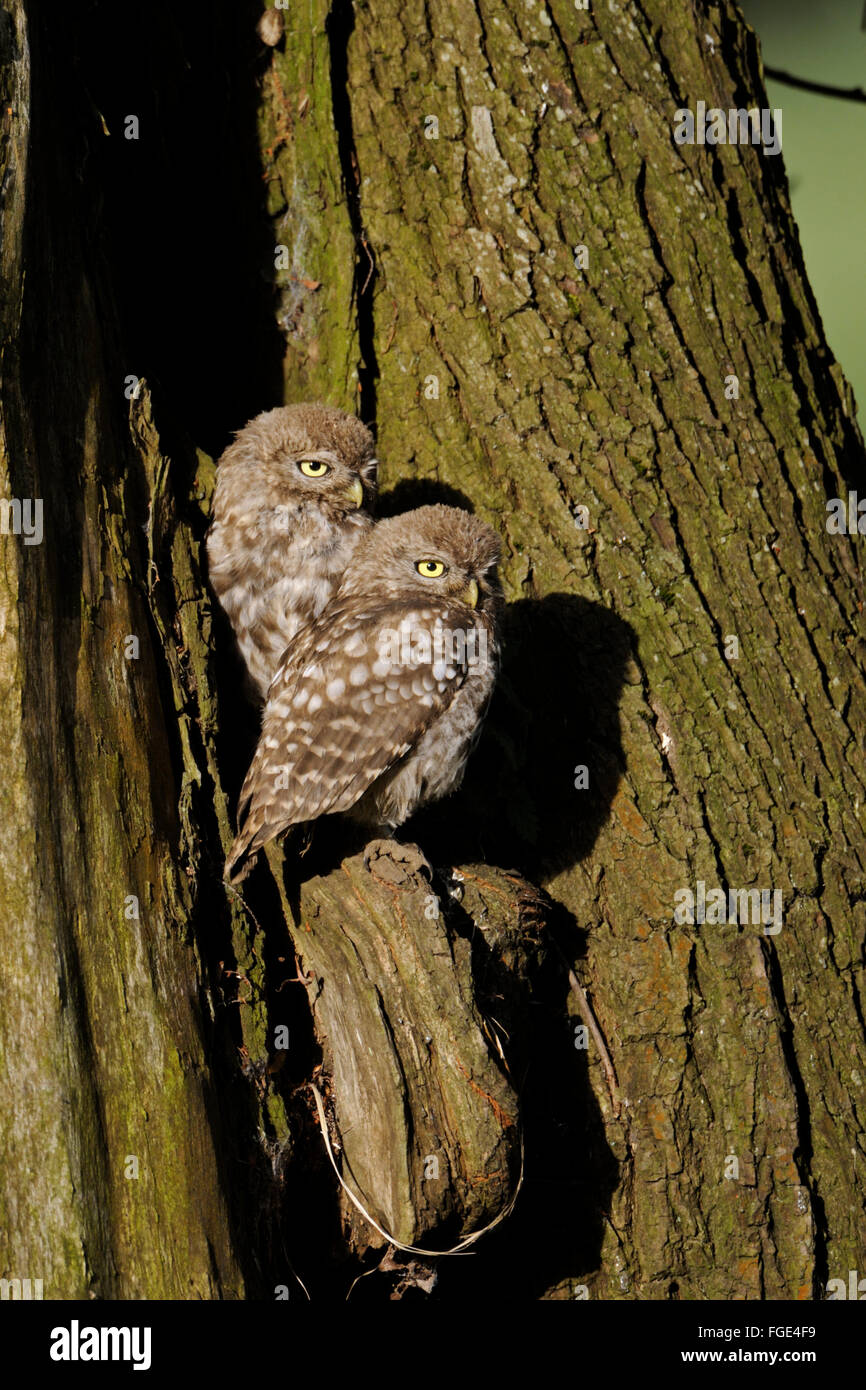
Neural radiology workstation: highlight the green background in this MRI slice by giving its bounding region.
[742,0,866,420]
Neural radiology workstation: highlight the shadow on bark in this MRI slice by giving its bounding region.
[412,593,632,882]
[225,576,631,1297]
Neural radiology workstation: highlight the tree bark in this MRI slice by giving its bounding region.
[0,5,246,1297]
[1,0,864,1300]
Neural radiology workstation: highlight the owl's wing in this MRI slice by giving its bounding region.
[225,597,479,880]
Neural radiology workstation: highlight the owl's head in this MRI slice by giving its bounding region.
[218,403,378,516]
[343,504,502,613]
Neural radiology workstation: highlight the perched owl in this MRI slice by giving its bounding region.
[225,505,502,882]
[206,403,378,699]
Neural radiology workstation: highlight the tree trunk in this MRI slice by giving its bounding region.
[1,0,864,1300]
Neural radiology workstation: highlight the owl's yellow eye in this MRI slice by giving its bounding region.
[416,559,446,578]
[298,459,330,477]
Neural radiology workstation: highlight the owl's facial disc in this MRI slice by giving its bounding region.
[413,556,480,609]
[291,455,366,511]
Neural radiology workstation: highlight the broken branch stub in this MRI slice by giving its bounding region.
[286,845,541,1255]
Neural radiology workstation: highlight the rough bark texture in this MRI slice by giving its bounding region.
[0,5,244,1297]
[1,0,864,1300]
[269,847,535,1250]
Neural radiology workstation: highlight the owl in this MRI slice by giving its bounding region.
[206,403,378,700]
[225,504,503,882]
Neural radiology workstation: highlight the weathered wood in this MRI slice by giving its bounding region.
[264,845,538,1254]
[0,3,246,1297]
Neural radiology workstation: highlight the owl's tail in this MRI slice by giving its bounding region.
[224,835,257,884]
[224,789,264,883]
[224,793,293,883]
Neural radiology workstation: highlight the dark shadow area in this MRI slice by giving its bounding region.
[408,593,632,885]
[29,0,295,1299]
[326,0,377,429]
[219,853,354,1300]
[432,894,619,1302]
[761,935,830,1291]
[377,478,480,517]
[73,0,284,465]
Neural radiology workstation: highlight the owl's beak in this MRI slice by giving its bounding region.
[460,578,480,610]
[344,477,365,509]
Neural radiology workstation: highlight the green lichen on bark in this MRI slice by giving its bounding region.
[0,1,245,1298]
[257,0,361,406]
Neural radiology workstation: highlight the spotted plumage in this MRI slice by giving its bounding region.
[225,505,502,881]
[206,403,378,700]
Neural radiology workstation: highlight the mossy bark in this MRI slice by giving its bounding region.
[0,4,247,1297]
[1,0,864,1300]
